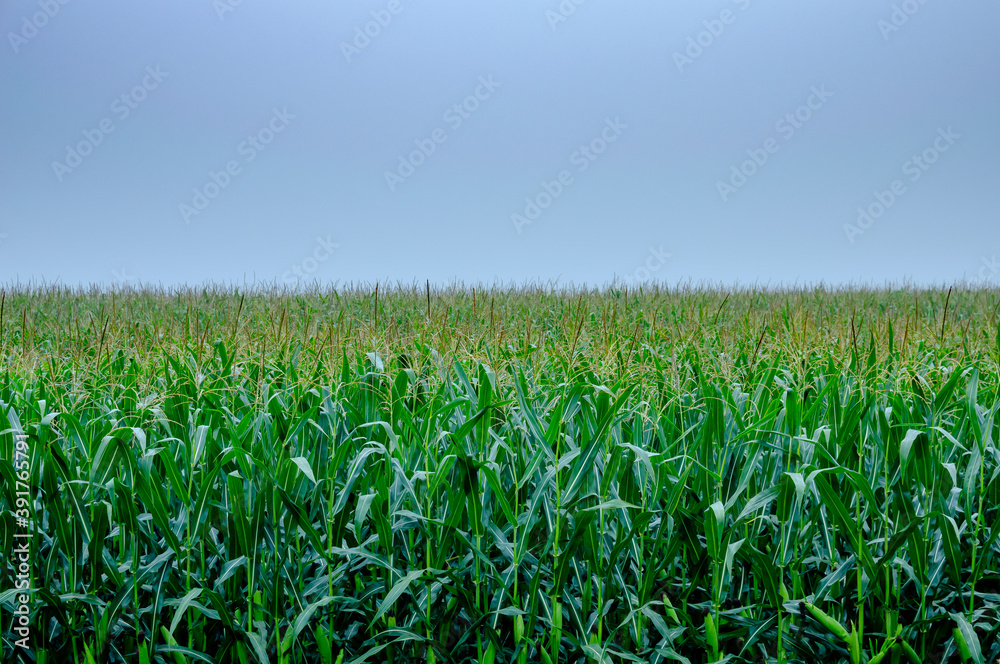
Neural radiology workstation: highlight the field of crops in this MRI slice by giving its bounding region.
[1,285,999,664]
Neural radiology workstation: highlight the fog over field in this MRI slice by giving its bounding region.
[1,1,999,286]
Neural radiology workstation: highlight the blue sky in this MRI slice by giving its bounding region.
[1,0,998,287]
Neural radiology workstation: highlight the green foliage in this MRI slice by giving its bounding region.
[1,285,1000,663]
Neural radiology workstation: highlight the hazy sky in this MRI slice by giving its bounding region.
[2,1,998,287]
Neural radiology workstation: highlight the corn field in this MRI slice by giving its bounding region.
[1,284,999,663]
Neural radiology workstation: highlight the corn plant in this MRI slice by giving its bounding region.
[1,284,999,663]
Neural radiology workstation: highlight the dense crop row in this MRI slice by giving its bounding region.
[1,286,999,663]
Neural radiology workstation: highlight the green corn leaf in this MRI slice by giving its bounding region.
[290,456,317,484]
[168,588,204,636]
[703,501,725,561]
[371,568,425,627]
[950,613,983,664]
